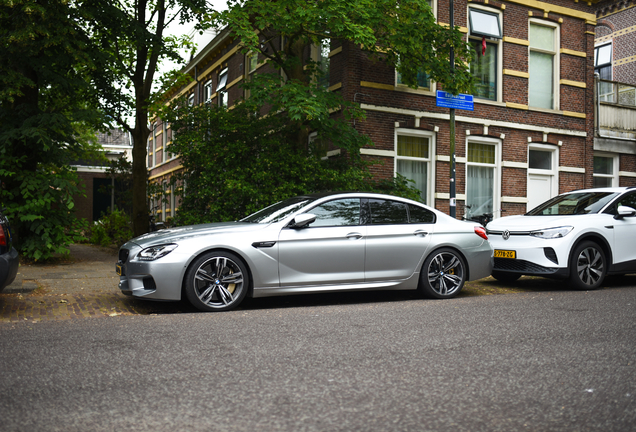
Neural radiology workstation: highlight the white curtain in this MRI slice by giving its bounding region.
[467,165,493,214]
[397,160,427,201]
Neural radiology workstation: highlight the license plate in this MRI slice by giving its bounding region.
[116,264,124,276]
[494,249,516,259]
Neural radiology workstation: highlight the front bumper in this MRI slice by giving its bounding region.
[117,245,187,301]
[489,234,570,277]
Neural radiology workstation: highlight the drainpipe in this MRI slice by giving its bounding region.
[594,72,600,138]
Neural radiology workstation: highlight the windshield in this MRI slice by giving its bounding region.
[526,192,619,216]
[240,197,315,224]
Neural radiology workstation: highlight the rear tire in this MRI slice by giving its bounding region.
[418,248,466,299]
[184,251,250,312]
[568,241,606,290]
[491,271,522,283]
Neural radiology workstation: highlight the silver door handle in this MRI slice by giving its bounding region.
[346,232,363,240]
[413,230,428,237]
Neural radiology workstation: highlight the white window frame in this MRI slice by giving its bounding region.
[467,4,503,102]
[217,68,228,108]
[528,19,560,111]
[203,80,213,104]
[394,128,436,206]
[465,136,501,219]
[593,152,619,188]
[151,122,158,168]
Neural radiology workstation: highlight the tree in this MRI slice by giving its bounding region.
[83,0,207,236]
[157,96,421,224]
[206,0,474,146]
[0,0,105,260]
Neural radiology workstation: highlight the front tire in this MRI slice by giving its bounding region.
[568,241,606,290]
[185,251,250,312]
[418,248,466,299]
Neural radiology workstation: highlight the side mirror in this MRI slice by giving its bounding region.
[291,213,316,229]
[614,205,636,220]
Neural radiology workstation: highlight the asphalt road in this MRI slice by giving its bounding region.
[1,285,635,432]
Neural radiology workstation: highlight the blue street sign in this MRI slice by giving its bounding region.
[436,91,474,111]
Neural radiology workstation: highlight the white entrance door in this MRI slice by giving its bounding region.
[527,174,553,212]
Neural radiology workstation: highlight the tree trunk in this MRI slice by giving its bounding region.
[131,124,149,236]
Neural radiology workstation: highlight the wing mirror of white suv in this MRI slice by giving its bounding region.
[614,205,636,220]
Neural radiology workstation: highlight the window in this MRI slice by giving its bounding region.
[310,39,330,89]
[395,0,433,90]
[468,9,502,39]
[368,199,409,225]
[187,93,194,107]
[151,122,157,167]
[308,199,361,227]
[217,68,228,108]
[395,132,432,204]
[203,80,213,104]
[614,192,636,211]
[593,154,618,188]
[161,181,167,221]
[529,149,552,170]
[529,22,558,110]
[468,7,501,101]
[408,204,435,224]
[396,67,430,89]
[466,140,499,217]
[594,43,612,81]
[247,52,258,74]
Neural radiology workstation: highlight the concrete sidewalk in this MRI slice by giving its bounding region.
[0,244,157,323]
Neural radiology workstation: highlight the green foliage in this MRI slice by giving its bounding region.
[0,0,105,260]
[89,208,133,248]
[209,0,474,94]
[157,97,421,225]
[0,160,88,261]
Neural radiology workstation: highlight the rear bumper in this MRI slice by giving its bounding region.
[0,247,19,291]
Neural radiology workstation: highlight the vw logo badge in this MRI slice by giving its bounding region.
[502,230,510,240]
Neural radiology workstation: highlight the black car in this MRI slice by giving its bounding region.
[0,208,19,292]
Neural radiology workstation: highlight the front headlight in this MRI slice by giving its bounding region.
[530,226,573,239]
[137,244,178,261]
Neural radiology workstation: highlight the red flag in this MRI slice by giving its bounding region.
[482,37,486,56]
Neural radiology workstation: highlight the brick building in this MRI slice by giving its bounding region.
[73,129,133,222]
[149,0,636,223]
[593,0,636,188]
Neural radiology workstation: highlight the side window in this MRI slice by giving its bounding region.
[617,193,636,211]
[308,199,361,227]
[369,199,409,224]
[409,204,436,223]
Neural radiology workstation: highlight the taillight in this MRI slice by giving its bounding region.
[0,226,6,247]
[474,226,488,240]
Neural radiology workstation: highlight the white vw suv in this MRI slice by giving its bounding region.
[486,187,636,290]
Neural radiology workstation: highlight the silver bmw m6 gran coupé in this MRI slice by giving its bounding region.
[117,192,493,311]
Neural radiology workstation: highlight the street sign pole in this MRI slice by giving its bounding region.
[449,0,456,218]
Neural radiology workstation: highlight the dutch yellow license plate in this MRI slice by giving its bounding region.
[116,264,123,276]
[494,250,516,259]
